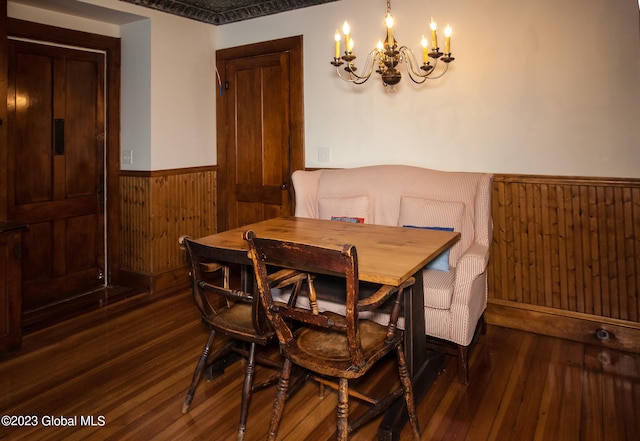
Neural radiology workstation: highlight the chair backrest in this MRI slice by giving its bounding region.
[244,230,370,367]
[181,236,272,337]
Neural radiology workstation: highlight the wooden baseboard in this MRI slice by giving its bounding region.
[486,299,640,353]
[22,285,145,334]
[118,266,190,295]
[151,266,191,294]
[117,268,151,291]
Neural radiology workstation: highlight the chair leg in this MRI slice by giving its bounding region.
[457,316,485,384]
[237,343,257,441]
[336,378,349,441]
[318,381,326,398]
[457,344,470,385]
[182,329,216,413]
[396,346,421,441]
[267,358,292,441]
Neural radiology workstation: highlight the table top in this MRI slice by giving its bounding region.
[195,217,460,286]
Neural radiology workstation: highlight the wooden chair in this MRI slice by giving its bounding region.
[180,236,309,441]
[244,230,421,441]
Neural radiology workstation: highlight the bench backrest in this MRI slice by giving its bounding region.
[292,165,493,267]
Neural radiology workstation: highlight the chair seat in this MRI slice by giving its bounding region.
[285,312,401,379]
[210,302,272,345]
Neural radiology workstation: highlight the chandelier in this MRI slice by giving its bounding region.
[330,0,455,93]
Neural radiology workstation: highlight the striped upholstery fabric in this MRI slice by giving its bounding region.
[398,197,466,267]
[318,195,373,223]
[291,165,493,346]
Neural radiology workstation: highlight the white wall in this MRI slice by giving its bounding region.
[120,19,151,169]
[218,0,640,178]
[146,12,217,170]
[8,0,640,178]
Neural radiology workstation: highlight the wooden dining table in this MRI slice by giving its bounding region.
[193,216,460,440]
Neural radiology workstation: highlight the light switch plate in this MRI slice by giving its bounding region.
[122,150,133,165]
[318,147,331,162]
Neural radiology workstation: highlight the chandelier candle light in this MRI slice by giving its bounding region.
[331,0,455,93]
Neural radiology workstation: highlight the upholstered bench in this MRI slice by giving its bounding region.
[291,165,493,383]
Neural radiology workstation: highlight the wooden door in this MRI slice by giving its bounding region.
[7,40,105,313]
[216,36,304,231]
[0,224,23,353]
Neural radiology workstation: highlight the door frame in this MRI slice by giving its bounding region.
[215,35,305,232]
[3,18,121,285]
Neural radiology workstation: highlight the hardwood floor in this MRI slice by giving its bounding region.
[1,290,638,440]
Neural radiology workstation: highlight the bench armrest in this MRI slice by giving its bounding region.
[455,242,489,276]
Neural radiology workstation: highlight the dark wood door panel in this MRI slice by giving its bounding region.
[9,195,97,223]
[63,55,103,199]
[3,18,122,330]
[235,202,284,230]
[234,184,283,205]
[20,222,51,282]
[21,217,100,311]
[7,39,105,314]
[217,36,304,232]
[0,225,23,353]
[229,52,289,228]
[11,48,54,206]
[22,268,101,312]
[21,217,100,278]
[65,214,100,272]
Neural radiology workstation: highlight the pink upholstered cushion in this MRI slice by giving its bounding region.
[398,196,466,266]
[318,195,372,223]
[423,268,456,309]
[292,165,494,346]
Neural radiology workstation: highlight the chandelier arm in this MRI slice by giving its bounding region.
[405,67,429,84]
[400,46,451,83]
[335,49,378,84]
[420,62,449,80]
[336,67,370,84]
[400,47,432,78]
[403,54,429,84]
[336,69,371,84]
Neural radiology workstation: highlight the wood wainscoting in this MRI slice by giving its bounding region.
[117,168,639,352]
[487,174,640,353]
[119,167,217,294]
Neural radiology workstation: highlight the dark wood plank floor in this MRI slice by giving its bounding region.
[1,290,638,440]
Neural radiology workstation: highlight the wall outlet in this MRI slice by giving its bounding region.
[122,150,133,165]
[318,147,331,162]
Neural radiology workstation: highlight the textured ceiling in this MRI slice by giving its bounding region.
[121,0,338,25]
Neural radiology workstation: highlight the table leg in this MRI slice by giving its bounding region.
[377,270,446,441]
[405,270,427,376]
